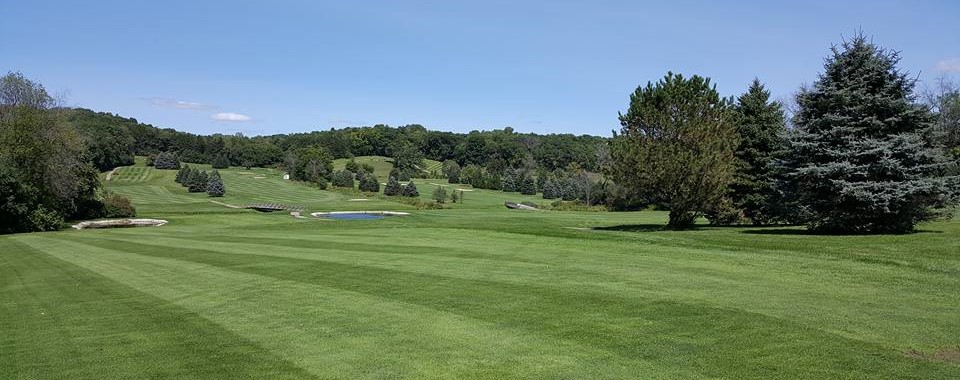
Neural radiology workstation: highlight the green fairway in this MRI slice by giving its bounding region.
[3,162,959,379]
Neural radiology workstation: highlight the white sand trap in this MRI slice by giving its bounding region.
[347,198,371,202]
[456,189,474,192]
[310,211,410,217]
[237,172,256,175]
[73,219,168,229]
[210,200,241,209]
[253,176,266,179]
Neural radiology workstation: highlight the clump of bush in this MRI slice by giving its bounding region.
[383,176,402,196]
[401,180,419,197]
[331,169,355,188]
[358,173,380,193]
[104,193,137,217]
[153,151,180,170]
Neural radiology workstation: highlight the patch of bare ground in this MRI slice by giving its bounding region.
[904,347,960,364]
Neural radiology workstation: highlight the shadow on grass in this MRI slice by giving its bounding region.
[592,224,701,233]
[741,228,943,236]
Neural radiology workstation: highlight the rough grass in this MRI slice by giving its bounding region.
[2,160,959,379]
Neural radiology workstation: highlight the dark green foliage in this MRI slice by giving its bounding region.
[345,158,360,173]
[520,175,537,195]
[211,154,231,169]
[401,180,420,197]
[153,151,180,170]
[331,170,355,188]
[449,189,460,203]
[726,79,787,225]
[785,35,960,233]
[187,170,208,193]
[610,72,738,229]
[500,172,518,192]
[442,160,461,183]
[383,176,402,196]
[176,165,191,184]
[285,146,333,187]
[432,186,448,203]
[358,173,380,193]
[0,73,107,233]
[705,197,742,226]
[541,178,559,200]
[207,170,225,197]
[66,109,136,171]
[391,142,424,180]
[359,163,375,174]
[104,193,137,217]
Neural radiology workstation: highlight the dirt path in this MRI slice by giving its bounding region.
[210,200,242,209]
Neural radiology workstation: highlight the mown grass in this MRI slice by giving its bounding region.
[2,160,958,379]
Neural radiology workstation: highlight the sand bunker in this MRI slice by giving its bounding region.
[72,219,168,229]
[347,198,371,202]
[310,211,410,217]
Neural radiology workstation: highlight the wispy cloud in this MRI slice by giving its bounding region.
[212,112,252,122]
[936,58,960,73]
[142,97,215,110]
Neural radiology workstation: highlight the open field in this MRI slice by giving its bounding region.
[3,161,960,379]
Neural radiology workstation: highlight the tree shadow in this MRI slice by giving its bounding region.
[593,224,703,233]
[741,228,943,236]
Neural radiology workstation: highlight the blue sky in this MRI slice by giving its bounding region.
[2,0,958,136]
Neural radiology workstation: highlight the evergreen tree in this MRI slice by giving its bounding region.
[785,35,959,233]
[179,166,194,187]
[153,151,180,170]
[541,178,559,199]
[211,154,230,169]
[331,169,355,188]
[187,170,208,193]
[175,164,190,183]
[432,186,448,203]
[500,172,518,192]
[610,72,738,229]
[359,173,380,192]
[402,180,420,197]
[520,174,537,195]
[450,189,459,203]
[207,170,225,197]
[345,158,360,173]
[728,79,787,225]
[383,176,402,196]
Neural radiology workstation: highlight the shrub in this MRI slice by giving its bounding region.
[345,159,360,173]
[187,170,208,193]
[432,186,448,203]
[520,175,537,195]
[27,206,64,231]
[705,197,742,226]
[402,180,420,197]
[383,176,402,196]
[104,193,137,217]
[331,170,355,188]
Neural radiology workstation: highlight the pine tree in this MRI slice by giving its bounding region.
[610,72,738,229]
[207,170,225,197]
[359,173,380,192]
[383,176,402,196]
[541,178,559,199]
[401,180,420,197]
[727,79,787,225]
[211,154,230,169]
[331,169,355,188]
[500,172,518,192]
[785,35,959,233]
[175,164,190,183]
[520,175,537,195]
[432,186,448,203]
[188,170,208,193]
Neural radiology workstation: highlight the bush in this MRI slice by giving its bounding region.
[104,193,137,217]
[705,197,742,226]
[383,176,402,196]
[331,170,355,188]
[520,175,537,195]
[27,206,64,231]
[402,180,420,197]
[345,159,360,173]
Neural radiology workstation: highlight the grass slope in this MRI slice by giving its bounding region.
[2,160,959,379]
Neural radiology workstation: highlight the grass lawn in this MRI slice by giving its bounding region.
[2,161,959,378]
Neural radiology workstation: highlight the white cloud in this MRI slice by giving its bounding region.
[212,112,252,122]
[936,58,960,73]
[143,97,214,110]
